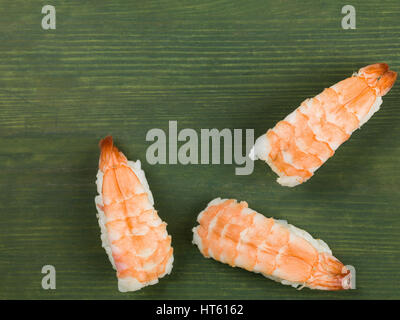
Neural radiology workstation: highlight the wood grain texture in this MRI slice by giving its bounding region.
[0,0,399,299]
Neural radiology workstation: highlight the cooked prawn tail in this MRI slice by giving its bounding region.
[358,63,389,86]
[308,252,352,290]
[99,136,127,172]
[96,136,173,291]
[358,63,397,96]
[376,70,397,96]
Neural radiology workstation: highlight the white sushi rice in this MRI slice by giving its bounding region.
[357,95,382,128]
[249,134,303,187]
[249,93,383,187]
[95,160,173,292]
[192,198,334,290]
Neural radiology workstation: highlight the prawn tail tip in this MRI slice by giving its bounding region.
[99,135,113,150]
[378,70,397,97]
[358,63,389,78]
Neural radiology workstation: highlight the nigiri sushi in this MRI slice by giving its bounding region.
[95,136,173,292]
[250,63,397,187]
[192,198,353,290]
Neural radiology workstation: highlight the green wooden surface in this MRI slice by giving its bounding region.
[1,0,399,299]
